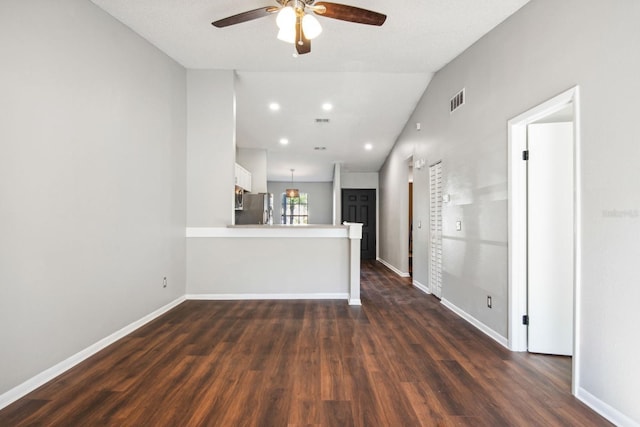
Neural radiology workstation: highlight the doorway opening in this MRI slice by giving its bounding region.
[409,181,413,277]
[409,169,413,277]
[341,189,377,260]
[408,156,414,277]
[507,86,581,395]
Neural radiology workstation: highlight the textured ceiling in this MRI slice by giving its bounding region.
[91,0,530,181]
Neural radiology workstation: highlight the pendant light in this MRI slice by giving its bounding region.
[286,168,300,198]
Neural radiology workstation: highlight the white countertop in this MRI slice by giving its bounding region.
[227,224,347,229]
[186,223,361,238]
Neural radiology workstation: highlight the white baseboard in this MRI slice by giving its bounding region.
[441,298,509,349]
[576,387,638,427]
[377,258,410,277]
[348,298,362,306]
[0,296,186,411]
[186,293,349,301]
[413,279,430,294]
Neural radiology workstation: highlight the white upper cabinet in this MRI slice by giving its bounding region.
[235,163,252,192]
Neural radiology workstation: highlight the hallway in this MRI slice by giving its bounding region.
[0,261,609,426]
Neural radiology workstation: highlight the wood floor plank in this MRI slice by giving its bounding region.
[0,260,613,426]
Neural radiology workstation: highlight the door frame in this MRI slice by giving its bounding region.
[507,86,581,395]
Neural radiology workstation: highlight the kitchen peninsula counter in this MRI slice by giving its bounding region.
[185,223,362,305]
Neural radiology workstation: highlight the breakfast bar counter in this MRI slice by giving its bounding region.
[185,223,362,304]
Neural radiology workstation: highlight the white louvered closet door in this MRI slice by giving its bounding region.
[429,162,443,298]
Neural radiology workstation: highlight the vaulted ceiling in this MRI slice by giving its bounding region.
[91,0,530,181]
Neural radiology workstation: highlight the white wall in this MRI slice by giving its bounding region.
[268,181,333,224]
[341,172,379,189]
[379,0,640,423]
[379,154,411,274]
[0,0,186,396]
[236,148,268,194]
[186,70,235,227]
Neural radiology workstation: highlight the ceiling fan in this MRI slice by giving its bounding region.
[212,0,386,55]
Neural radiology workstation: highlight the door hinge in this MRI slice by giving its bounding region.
[522,315,529,325]
[522,150,529,161]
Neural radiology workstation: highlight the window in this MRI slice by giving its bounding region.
[281,192,308,224]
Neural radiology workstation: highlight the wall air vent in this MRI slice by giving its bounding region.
[315,118,330,123]
[450,88,465,113]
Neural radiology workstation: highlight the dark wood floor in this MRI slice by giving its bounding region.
[0,261,611,426]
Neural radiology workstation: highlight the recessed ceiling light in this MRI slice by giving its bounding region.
[322,103,333,111]
[279,138,289,145]
[269,102,280,111]
[364,143,373,151]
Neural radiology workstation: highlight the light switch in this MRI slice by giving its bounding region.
[442,194,450,203]
[456,220,462,231]
[418,221,422,229]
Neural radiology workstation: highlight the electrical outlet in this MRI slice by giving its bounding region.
[163,277,167,288]
[487,296,492,309]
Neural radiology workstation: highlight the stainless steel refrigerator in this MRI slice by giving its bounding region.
[235,193,274,225]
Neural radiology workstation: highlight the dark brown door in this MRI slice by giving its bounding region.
[342,189,376,260]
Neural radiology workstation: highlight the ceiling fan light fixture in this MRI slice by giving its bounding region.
[277,26,296,43]
[276,6,296,29]
[302,14,322,39]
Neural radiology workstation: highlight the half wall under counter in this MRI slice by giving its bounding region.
[186,224,362,305]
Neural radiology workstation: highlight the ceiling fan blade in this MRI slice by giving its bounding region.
[314,2,386,26]
[295,14,311,55]
[212,7,279,28]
